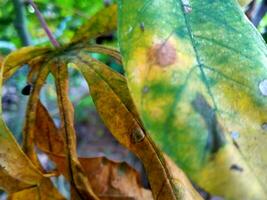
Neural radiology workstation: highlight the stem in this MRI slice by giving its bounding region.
[252,0,267,27]
[12,0,31,46]
[27,0,60,48]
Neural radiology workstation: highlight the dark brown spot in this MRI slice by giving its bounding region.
[131,128,145,144]
[230,164,243,172]
[140,22,145,32]
[148,41,177,67]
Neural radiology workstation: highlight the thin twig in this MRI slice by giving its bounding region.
[27,0,60,48]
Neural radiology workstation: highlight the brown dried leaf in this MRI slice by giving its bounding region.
[58,156,153,200]
[0,168,30,194]
[34,99,153,200]
[9,178,65,200]
[23,59,50,168]
[34,101,65,155]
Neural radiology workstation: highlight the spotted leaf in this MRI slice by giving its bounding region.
[118,0,267,199]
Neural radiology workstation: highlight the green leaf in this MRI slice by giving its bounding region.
[118,0,267,199]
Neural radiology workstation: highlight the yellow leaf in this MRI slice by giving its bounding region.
[73,53,203,200]
[81,44,122,65]
[71,4,117,44]
[2,46,50,81]
[9,178,65,200]
[0,168,30,194]
[238,0,253,7]
[51,59,99,200]
[0,51,64,200]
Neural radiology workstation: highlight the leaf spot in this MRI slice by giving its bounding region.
[231,131,239,140]
[148,41,177,68]
[230,164,244,172]
[140,22,145,32]
[131,128,145,144]
[259,79,267,96]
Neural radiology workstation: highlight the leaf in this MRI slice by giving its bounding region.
[2,46,51,81]
[46,155,154,200]
[0,54,64,200]
[238,0,253,7]
[78,157,152,200]
[9,178,65,200]
[34,101,153,200]
[34,101,65,156]
[0,168,30,194]
[0,5,122,198]
[72,52,203,200]
[118,0,267,199]
[0,91,41,186]
[71,4,117,44]
[50,59,99,200]
[81,44,122,65]
[22,58,51,168]
[1,169,64,200]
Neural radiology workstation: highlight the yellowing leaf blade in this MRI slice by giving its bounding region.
[51,59,99,200]
[118,0,267,198]
[2,46,50,81]
[73,53,202,200]
[71,4,117,44]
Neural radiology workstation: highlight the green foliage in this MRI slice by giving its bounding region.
[118,0,267,199]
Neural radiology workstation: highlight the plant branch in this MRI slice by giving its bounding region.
[12,0,31,46]
[27,0,60,48]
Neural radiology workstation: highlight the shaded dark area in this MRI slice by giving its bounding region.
[191,93,226,154]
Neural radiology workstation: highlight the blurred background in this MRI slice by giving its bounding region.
[0,0,266,199]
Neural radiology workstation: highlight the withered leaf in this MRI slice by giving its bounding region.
[72,53,203,200]
[34,101,153,200]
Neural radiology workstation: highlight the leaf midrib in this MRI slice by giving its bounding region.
[176,0,218,111]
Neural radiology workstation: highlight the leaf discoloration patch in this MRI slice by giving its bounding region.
[148,41,177,68]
